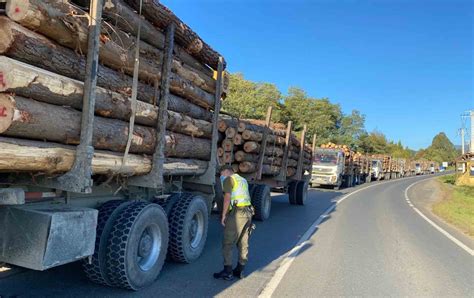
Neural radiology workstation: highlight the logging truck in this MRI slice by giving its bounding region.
[0,0,313,291]
[311,147,356,189]
[216,112,314,221]
[369,159,384,181]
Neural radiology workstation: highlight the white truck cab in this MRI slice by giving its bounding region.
[415,163,422,175]
[370,159,383,181]
[311,148,345,189]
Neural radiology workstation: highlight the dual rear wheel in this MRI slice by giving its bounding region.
[83,194,208,290]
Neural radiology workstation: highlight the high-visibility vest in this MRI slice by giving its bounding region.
[230,174,251,209]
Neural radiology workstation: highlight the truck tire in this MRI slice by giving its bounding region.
[105,202,169,290]
[252,184,271,221]
[288,181,298,204]
[214,180,224,213]
[295,180,309,205]
[248,183,257,199]
[83,200,132,286]
[168,194,209,263]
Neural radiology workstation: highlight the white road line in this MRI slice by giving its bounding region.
[404,180,474,256]
[259,179,399,298]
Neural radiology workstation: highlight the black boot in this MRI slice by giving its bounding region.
[213,265,234,280]
[233,264,245,279]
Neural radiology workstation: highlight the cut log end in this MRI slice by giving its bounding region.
[0,94,15,133]
[0,18,15,54]
[5,0,30,23]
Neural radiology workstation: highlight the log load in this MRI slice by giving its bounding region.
[6,0,217,98]
[0,95,211,159]
[73,0,214,77]
[0,57,213,136]
[0,137,207,176]
[0,17,214,109]
[123,0,225,70]
[216,114,313,180]
[242,129,285,144]
[0,56,213,122]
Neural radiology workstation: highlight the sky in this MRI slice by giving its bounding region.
[164,0,473,150]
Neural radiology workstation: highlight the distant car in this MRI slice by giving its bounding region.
[439,168,445,172]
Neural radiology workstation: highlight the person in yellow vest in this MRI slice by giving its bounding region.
[214,165,254,280]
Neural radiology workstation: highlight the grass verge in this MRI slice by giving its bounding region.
[432,175,474,237]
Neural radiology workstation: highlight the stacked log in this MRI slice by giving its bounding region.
[0,0,225,178]
[218,117,313,178]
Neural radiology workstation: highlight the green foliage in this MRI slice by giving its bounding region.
[222,73,287,122]
[284,87,343,144]
[224,72,453,161]
[417,133,458,163]
[439,174,456,185]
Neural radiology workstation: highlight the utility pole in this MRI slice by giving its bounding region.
[460,127,465,154]
[470,110,474,153]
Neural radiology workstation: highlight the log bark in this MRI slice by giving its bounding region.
[264,156,282,166]
[234,151,258,162]
[0,95,211,159]
[0,137,207,176]
[243,141,260,153]
[287,159,298,167]
[286,167,296,177]
[242,129,285,144]
[0,61,214,135]
[237,161,281,175]
[262,165,280,176]
[239,161,256,173]
[242,119,287,130]
[243,141,284,156]
[0,17,215,110]
[98,0,214,77]
[218,117,240,132]
[124,0,225,70]
[6,1,217,103]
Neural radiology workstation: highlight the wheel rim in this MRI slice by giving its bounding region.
[189,211,204,249]
[137,224,161,272]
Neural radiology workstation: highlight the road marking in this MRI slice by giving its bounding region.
[259,179,398,298]
[404,180,474,256]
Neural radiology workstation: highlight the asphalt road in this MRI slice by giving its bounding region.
[1,175,472,297]
[272,176,473,296]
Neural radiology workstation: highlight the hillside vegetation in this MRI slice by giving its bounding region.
[224,73,458,160]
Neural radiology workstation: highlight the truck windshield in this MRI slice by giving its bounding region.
[314,153,338,165]
[371,160,379,167]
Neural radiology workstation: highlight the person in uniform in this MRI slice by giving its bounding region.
[213,165,253,280]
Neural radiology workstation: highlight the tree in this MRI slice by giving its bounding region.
[284,87,343,144]
[336,110,366,149]
[421,132,458,162]
[223,73,287,122]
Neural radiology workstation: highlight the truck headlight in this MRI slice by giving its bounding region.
[330,175,337,182]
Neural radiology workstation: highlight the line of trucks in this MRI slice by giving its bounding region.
[0,0,441,291]
[0,0,313,291]
[311,142,440,189]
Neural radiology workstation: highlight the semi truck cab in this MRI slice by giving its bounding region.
[415,163,422,175]
[311,149,344,189]
[370,159,383,181]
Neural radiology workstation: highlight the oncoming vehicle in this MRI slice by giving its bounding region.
[311,149,345,189]
[415,163,422,175]
[370,159,383,181]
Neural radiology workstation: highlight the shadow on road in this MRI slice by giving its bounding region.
[0,189,343,297]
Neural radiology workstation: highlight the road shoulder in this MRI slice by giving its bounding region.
[408,177,474,250]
